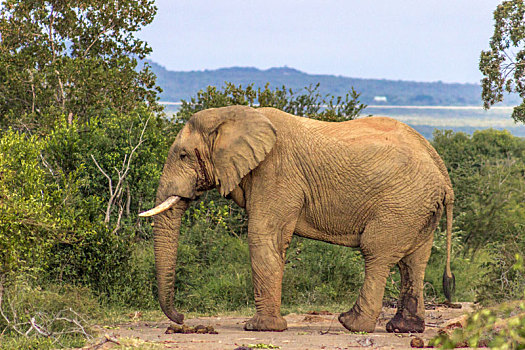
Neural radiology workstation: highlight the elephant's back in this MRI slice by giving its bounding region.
[319,116,453,193]
[319,116,418,146]
[259,110,453,198]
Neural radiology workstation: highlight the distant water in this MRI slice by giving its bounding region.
[364,105,525,139]
[160,102,525,140]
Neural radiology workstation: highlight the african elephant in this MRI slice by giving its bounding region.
[140,105,455,333]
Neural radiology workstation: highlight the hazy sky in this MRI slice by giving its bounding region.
[138,0,503,84]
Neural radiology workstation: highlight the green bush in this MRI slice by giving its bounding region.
[44,109,178,234]
[173,206,253,313]
[424,229,489,302]
[477,225,525,304]
[0,128,96,280]
[282,238,365,307]
[0,110,175,309]
[432,129,525,253]
[176,82,366,123]
[429,256,525,349]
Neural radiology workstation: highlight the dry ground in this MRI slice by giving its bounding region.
[86,303,473,349]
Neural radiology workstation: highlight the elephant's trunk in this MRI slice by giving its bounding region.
[153,198,189,324]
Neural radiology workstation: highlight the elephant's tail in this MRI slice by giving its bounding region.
[442,192,455,302]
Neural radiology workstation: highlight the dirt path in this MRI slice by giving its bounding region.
[90,303,473,349]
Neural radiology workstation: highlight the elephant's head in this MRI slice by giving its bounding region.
[139,105,276,323]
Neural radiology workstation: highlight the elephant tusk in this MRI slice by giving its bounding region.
[139,196,181,217]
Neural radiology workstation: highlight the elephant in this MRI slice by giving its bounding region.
[139,105,455,333]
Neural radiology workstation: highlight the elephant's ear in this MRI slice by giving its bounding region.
[209,107,277,196]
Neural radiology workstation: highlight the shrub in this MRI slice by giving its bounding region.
[172,205,253,313]
[0,129,92,280]
[424,229,489,302]
[429,256,525,349]
[477,225,525,304]
[0,277,98,348]
[432,129,525,253]
[282,238,365,307]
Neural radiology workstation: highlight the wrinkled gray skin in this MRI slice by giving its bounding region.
[147,105,454,333]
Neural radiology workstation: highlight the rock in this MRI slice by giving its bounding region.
[410,337,425,348]
[436,314,468,338]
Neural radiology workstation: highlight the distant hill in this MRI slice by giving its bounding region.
[148,61,520,106]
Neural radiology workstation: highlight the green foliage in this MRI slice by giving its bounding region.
[477,226,525,304]
[0,109,177,313]
[282,238,365,306]
[480,0,525,122]
[176,82,366,123]
[44,109,177,235]
[0,128,99,279]
[430,303,525,349]
[430,269,525,349]
[0,0,161,129]
[0,337,59,350]
[40,112,179,304]
[432,129,525,253]
[173,207,252,313]
[424,229,489,302]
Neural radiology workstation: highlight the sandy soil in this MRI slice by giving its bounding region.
[88,303,473,349]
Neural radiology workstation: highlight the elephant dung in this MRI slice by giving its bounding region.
[165,323,218,334]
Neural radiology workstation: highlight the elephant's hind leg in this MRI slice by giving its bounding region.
[386,237,433,333]
[339,222,403,333]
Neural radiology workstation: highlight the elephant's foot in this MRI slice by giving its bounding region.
[386,296,425,333]
[244,314,287,332]
[338,308,377,333]
[386,312,424,333]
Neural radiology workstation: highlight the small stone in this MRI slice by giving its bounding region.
[410,336,425,348]
[356,337,374,347]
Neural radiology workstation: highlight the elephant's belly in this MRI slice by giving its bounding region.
[294,217,360,247]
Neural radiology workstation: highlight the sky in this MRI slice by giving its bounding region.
[138,0,503,84]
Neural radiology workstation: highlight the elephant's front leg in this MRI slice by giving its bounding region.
[244,221,293,332]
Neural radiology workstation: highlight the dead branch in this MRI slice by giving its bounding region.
[90,116,150,227]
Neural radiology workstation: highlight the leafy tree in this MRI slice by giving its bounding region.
[177,82,366,123]
[44,109,177,237]
[480,0,525,122]
[0,0,161,129]
[432,129,525,253]
[0,128,103,281]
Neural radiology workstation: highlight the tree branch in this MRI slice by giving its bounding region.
[90,116,150,226]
